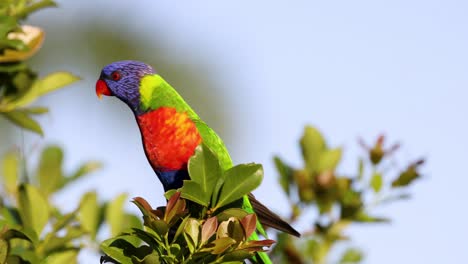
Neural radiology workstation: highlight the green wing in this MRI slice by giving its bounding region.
[193,119,233,171]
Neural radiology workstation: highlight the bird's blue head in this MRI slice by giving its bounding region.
[96,60,155,113]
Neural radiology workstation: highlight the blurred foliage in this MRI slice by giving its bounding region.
[101,144,274,264]
[0,3,140,264]
[0,0,78,135]
[0,145,142,263]
[271,126,424,264]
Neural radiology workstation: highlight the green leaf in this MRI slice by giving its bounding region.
[357,158,365,180]
[79,191,100,239]
[180,181,209,206]
[37,145,63,196]
[43,250,78,264]
[17,184,49,237]
[391,165,421,188]
[106,193,128,237]
[9,72,80,109]
[184,218,200,251]
[273,156,293,195]
[22,106,48,115]
[210,237,236,254]
[100,236,140,264]
[340,248,363,263]
[0,239,7,263]
[354,211,390,223]
[370,173,383,193]
[317,148,342,172]
[300,126,326,172]
[1,111,43,135]
[215,163,263,209]
[181,144,221,206]
[64,161,102,187]
[1,151,19,195]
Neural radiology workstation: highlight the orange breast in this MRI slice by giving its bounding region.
[137,107,202,170]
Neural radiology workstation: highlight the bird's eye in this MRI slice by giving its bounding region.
[111,71,121,81]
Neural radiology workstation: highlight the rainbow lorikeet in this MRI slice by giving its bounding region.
[96,60,299,262]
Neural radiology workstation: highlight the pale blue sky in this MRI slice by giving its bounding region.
[1,0,466,263]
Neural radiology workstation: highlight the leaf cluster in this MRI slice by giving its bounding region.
[101,144,273,264]
[0,1,78,135]
[272,126,424,264]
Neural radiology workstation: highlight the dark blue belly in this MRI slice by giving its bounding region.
[156,170,189,191]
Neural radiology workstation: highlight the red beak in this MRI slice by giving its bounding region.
[96,79,112,99]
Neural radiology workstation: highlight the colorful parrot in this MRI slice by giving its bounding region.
[96,60,299,263]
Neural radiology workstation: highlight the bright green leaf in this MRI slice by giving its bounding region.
[79,191,100,239]
[18,184,49,237]
[300,126,326,172]
[188,144,221,198]
[43,250,78,264]
[340,248,363,263]
[106,193,128,237]
[370,173,383,193]
[215,163,263,209]
[10,72,80,109]
[37,145,63,196]
[1,111,43,135]
[1,151,19,195]
[317,148,342,172]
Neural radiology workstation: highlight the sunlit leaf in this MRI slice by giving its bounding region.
[106,193,128,237]
[10,71,80,109]
[79,191,100,239]
[340,248,363,263]
[1,151,19,195]
[0,25,44,62]
[300,126,326,172]
[184,218,200,251]
[18,184,49,237]
[37,145,63,196]
[100,237,139,264]
[370,173,383,193]
[187,144,221,200]
[317,148,342,172]
[43,249,78,264]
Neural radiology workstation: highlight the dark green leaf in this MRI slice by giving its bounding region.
[100,237,139,264]
[391,164,422,188]
[1,111,43,135]
[215,163,263,209]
